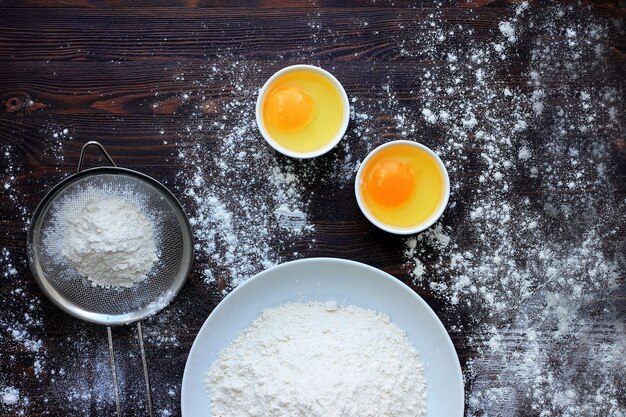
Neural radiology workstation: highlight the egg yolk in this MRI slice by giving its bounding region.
[265,86,314,132]
[367,159,416,207]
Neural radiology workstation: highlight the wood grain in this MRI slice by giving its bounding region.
[0,1,624,416]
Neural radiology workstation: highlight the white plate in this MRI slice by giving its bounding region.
[181,257,464,417]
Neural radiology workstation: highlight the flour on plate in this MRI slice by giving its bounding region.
[205,302,427,417]
[62,197,158,288]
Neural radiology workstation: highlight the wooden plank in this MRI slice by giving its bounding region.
[0,2,624,417]
[0,7,540,62]
[0,0,445,8]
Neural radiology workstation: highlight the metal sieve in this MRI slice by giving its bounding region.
[27,141,194,417]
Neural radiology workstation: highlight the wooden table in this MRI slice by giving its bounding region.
[1,1,624,416]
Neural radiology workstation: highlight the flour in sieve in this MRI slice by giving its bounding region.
[204,302,427,417]
[61,196,158,288]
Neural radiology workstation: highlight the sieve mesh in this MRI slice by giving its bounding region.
[29,169,193,324]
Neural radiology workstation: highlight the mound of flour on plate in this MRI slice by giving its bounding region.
[204,302,427,417]
[62,197,158,288]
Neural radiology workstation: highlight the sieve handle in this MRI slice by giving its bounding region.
[107,326,122,417]
[77,141,117,172]
[137,321,155,417]
[107,323,154,417]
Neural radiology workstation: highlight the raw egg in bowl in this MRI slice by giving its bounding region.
[355,140,450,235]
[256,65,350,159]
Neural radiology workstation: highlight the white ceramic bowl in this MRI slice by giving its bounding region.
[355,140,450,235]
[181,258,464,417]
[255,64,350,159]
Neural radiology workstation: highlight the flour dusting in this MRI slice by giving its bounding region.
[393,3,625,416]
[1,386,20,405]
[170,61,314,290]
[0,2,623,416]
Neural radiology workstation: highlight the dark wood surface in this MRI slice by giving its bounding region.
[0,1,624,416]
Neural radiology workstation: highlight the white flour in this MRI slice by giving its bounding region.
[62,197,158,288]
[204,302,427,417]
[171,61,314,290]
[1,386,19,405]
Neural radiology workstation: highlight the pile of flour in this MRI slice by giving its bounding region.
[62,197,158,288]
[205,302,427,417]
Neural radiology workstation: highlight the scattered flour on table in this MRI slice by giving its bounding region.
[169,61,314,290]
[205,302,427,417]
[170,5,624,415]
[1,145,30,229]
[393,3,625,416]
[498,21,517,43]
[60,197,159,288]
[0,246,41,416]
[1,386,19,405]
[0,385,29,416]
[0,2,623,416]
[274,204,311,234]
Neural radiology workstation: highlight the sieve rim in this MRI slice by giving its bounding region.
[27,166,194,326]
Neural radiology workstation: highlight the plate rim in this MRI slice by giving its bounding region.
[181,256,464,416]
